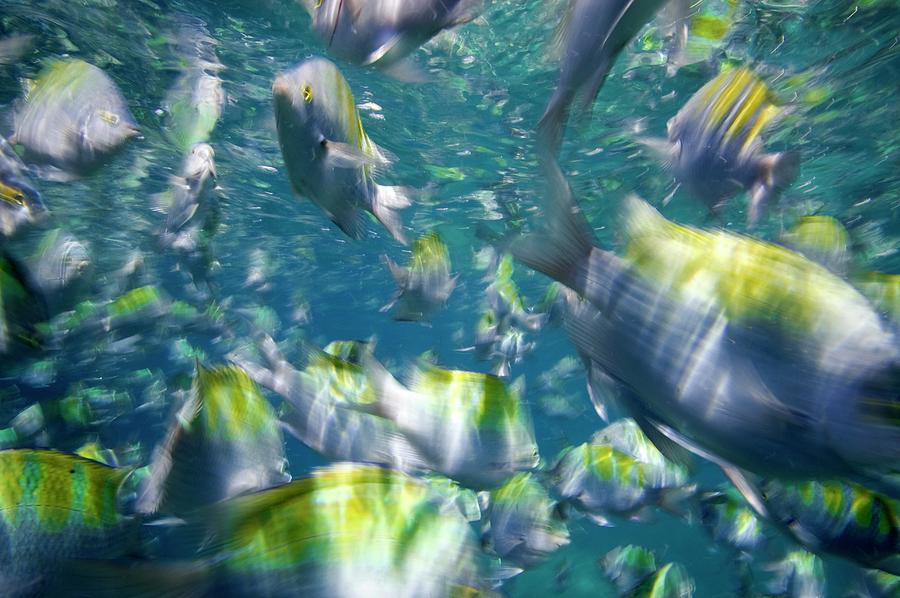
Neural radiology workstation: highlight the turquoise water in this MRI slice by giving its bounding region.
[0,0,898,596]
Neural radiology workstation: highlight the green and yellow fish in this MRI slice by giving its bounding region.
[0,449,138,596]
[383,231,457,321]
[13,59,138,176]
[137,363,288,517]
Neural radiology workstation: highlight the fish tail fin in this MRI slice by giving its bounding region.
[658,483,699,522]
[53,559,211,598]
[372,185,412,245]
[511,162,596,293]
[748,151,800,226]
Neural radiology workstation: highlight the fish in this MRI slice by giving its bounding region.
[0,250,47,357]
[600,545,659,596]
[13,59,139,177]
[163,15,225,152]
[551,440,691,526]
[0,134,46,238]
[227,335,431,473]
[300,0,484,75]
[0,449,139,597]
[764,550,826,598]
[27,229,92,315]
[590,418,691,490]
[483,471,570,571]
[538,0,670,156]
[382,230,457,321]
[640,67,799,225]
[272,57,411,244]
[853,272,900,325]
[627,562,695,598]
[162,143,219,242]
[362,355,540,488]
[136,363,288,518]
[782,216,851,276]
[756,479,900,575]
[513,166,900,500]
[697,486,767,554]
[82,463,491,597]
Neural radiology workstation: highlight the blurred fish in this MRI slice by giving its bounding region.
[0,449,138,597]
[628,562,695,598]
[0,135,46,237]
[756,479,900,575]
[162,143,219,241]
[551,439,692,526]
[849,569,900,598]
[483,471,570,571]
[362,356,540,488]
[163,16,224,152]
[228,335,431,472]
[27,228,92,314]
[485,255,546,334]
[13,59,138,177]
[854,272,900,324]
[92,463,490,597]
[697,485,767,554]
[600,544,659,596]
[137,363,288,517]
[764,550,826,598]
[0,250,47,356]
[658,0,739,76]
[640,67,799,225]
[300,0,484,76]
[382,230,457,321]
[538,0,670,156]
[273,57,410,244]
[782,215,851,275]
[515,174,900,501]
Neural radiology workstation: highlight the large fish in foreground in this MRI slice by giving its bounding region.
[639,67,800,225]
[273,57,410,244]
[0,449,139,597]
[513,165,900,501]
[300,0,484,73]
[13,59,138,177]
[538,0,670,156]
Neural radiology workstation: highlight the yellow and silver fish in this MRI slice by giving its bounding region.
[383,230,457,321]
[641,67,799,225]
[273,57,410,243]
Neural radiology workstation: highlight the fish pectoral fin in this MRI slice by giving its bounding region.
[322,139,386,170]
[364,34,404,66]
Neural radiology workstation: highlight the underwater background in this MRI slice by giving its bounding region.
[0,0,897,596]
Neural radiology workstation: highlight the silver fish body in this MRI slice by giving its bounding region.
[304,0,483,68]
[273,57,409,243]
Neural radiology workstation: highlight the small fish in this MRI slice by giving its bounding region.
[551,440,690,526]
[0,250,47,356]
[538,0,670,155]
[13,59,138,177]
[640,67,799,225]
[301,0,484,74]
[758,479,900,575]
[697,486,766,554]
[764,550,826,598]
[383,231,457,321]
[514,175,900,500]
[228,335,431,473]
[137,363,288,517]
[600,545,659,596]
[28,229,92,314]
[0,449,139,597]
[0,134,46,238]
[484,471,570,571]
[163,16,224,151]
[782,215,851,275]
[273,57,411,243]
[628,562,695,598]
[591,418,691,490]
[363,355,540,488]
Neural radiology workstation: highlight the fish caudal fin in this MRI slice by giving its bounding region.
[748,151,800,226]
[537,91,570,160]
[372,184,412,245]
[511,161,595,293]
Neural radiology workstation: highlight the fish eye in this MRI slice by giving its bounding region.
[98,110,120,126]
[302,85,313,103]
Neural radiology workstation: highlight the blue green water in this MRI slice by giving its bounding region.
[0,0,898,596]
